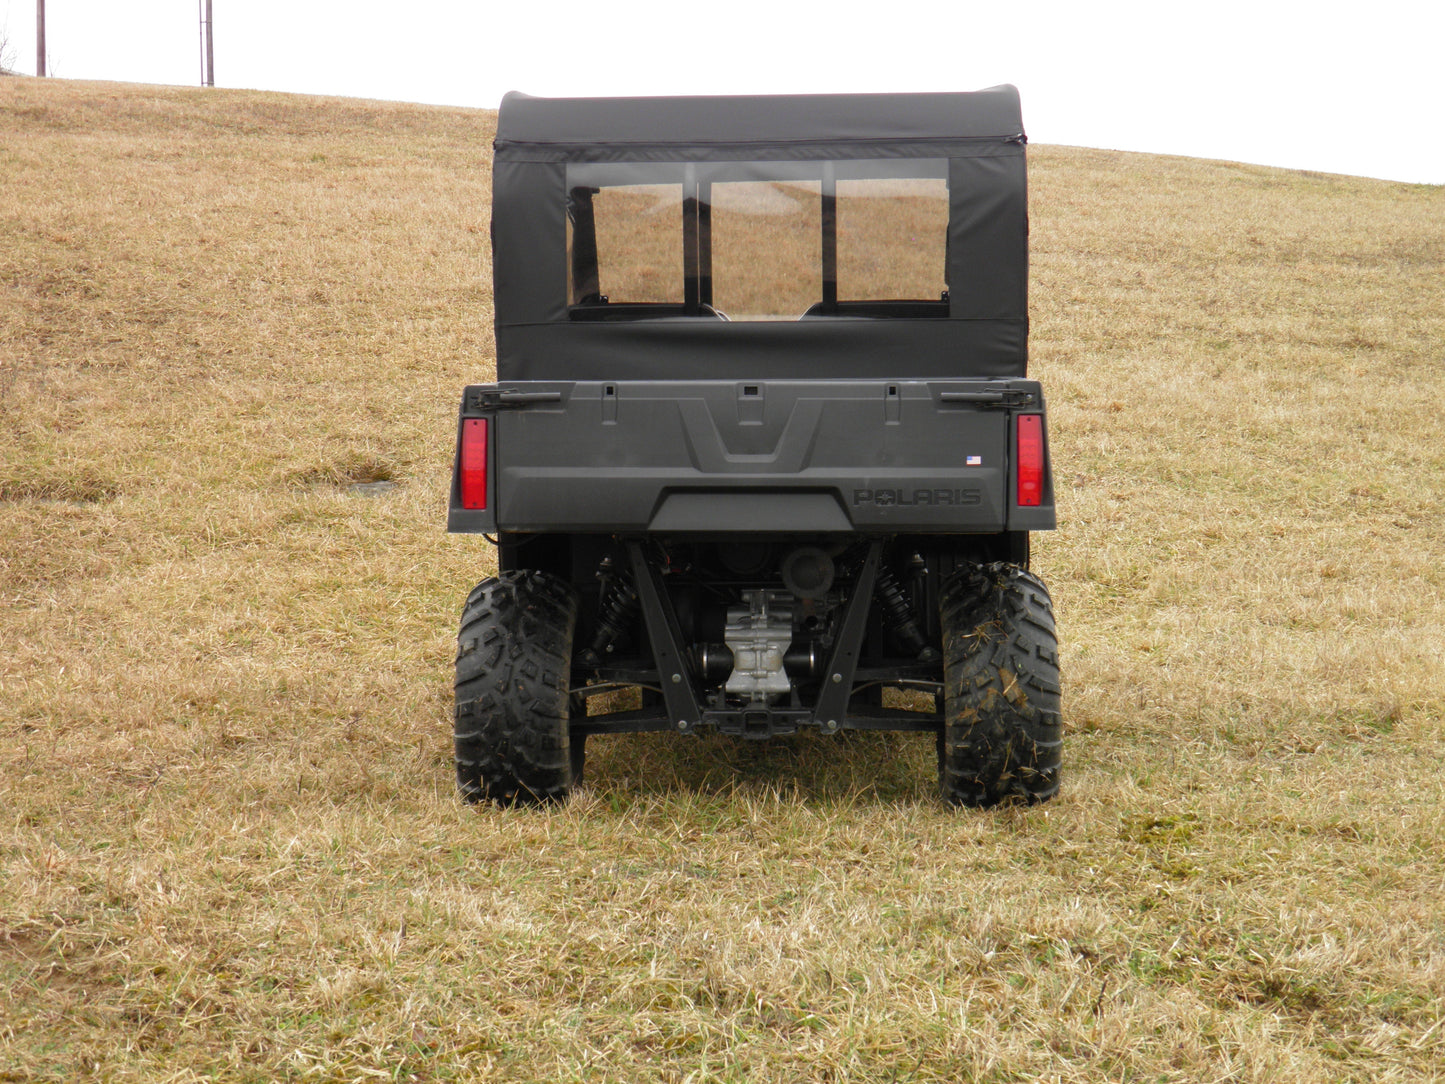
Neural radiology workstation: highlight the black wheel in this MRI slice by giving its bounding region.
[454,570,579,805]
[938,562,1062,807]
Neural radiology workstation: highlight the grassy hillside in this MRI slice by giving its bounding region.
[2,77,1443,1082]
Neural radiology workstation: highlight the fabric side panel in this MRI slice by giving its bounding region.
[492,160,568,331]
[494,320,1026,382]
[948,153,1028,325]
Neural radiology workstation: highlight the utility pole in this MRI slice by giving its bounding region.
[36,0,45,77]
[199,0,214,86]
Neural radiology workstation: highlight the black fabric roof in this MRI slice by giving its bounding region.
[495,87,1024,150]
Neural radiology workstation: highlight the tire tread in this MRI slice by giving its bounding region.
[938,562,1063,807]
[454,570,578,805]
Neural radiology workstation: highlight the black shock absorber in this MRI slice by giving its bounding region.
[580,563,640,666]
[873,564,938,661]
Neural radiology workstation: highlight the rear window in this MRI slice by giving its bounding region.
[586,182,685,304]
[566,160,949,321]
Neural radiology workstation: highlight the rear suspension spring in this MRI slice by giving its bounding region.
[581,568,640,666]
[873,565,937,661]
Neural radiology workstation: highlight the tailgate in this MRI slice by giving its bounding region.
[448,379,1053,534]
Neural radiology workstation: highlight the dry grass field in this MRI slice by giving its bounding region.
[2,78,1443,1082]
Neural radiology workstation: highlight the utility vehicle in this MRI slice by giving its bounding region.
[447,87,1060,806]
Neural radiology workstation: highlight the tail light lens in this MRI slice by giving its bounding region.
[1016,414,1044,507]
[459,418,488,509]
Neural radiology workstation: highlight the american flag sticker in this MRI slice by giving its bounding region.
[966,455,982,466]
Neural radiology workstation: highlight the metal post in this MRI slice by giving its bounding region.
[204,0,214,86]
[36,0,46,77]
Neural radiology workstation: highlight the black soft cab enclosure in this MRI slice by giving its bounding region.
[447,88,1062,809]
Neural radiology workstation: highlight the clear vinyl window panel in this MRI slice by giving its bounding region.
[835,175,949,302]
[566,159,949,321]
[568,179,684,305]
[708,178,821,319]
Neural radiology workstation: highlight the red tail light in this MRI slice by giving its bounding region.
[1016,414,1044,507]
[459,418,488,509]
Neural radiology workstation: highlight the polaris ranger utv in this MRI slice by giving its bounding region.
[448,87,1060,807]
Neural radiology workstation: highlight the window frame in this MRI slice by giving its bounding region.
[565,159,951,322]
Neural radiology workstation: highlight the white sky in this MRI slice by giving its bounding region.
[3,0,1441,184]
